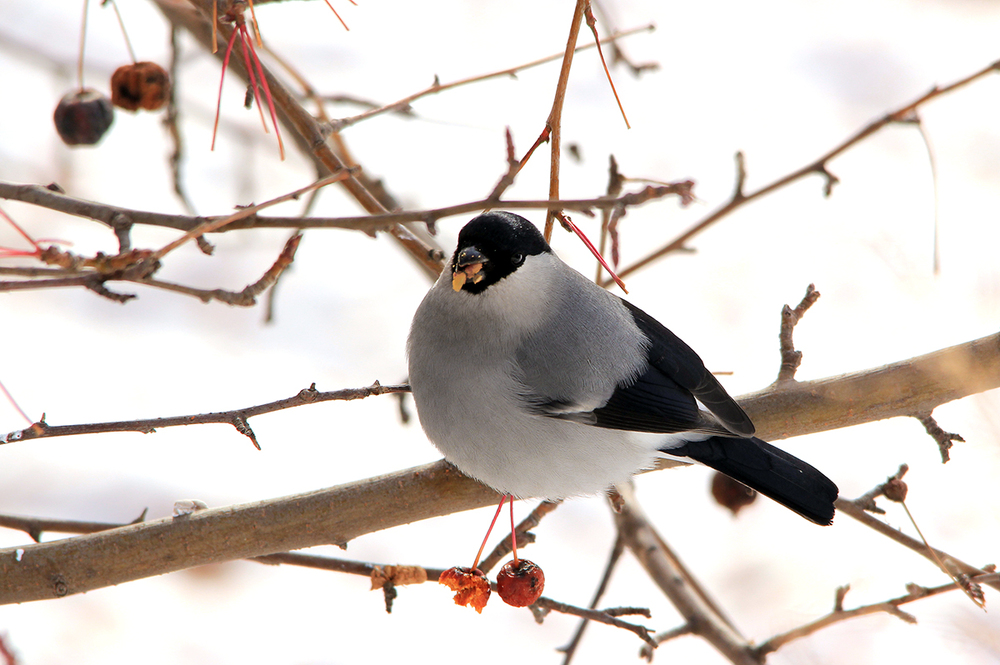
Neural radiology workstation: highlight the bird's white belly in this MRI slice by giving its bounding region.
[413,377,662,499]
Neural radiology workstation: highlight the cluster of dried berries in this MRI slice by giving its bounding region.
[54,62,170,147]
[54,0,171,147]
[439,558,545,612]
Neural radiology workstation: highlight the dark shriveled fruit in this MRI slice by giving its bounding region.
[53,89,114,146]
[711,472,757,516]
[438,566,491,613]
[111,62,170,111]
[496,559,545,607]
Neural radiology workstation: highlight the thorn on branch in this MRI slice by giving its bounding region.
[914,412,964,463]
[195,234,215,255]
[883,604,918,624]
[834,584,850,612]
[815,163,840,197]
[732,151,747,202]
[382,581,397,613]
[231,414,260,450]
[776,283,820,383]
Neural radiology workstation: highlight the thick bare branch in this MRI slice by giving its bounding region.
[613,483,758,665]
[0,334,997,605]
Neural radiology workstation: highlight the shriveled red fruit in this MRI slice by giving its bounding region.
[711,472,757,516]
[111,61,170,111]
[53,89,114,146]
[496,559,544,607]
[438,566,490,613]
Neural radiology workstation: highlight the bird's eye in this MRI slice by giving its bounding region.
[511,253,524,266]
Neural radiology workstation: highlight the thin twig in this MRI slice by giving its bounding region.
[533,596,656,647]
[0,509,148,543]
[255,551,654,643]
[835,496,999,593]
[606,58,1000,285]
[914,411,964,463]
[325,24,655,133]
[776,284,820,383]
[2,381,409,446]
[614,482,756,665]
[544,0,589,242]
[0,180,694,242]
[157,0,445,279]
[560,532,627,665]
[754,573,1000,657]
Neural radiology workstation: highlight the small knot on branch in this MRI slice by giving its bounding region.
[297,383,319,402]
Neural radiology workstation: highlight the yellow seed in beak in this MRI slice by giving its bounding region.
[452,272,467,292]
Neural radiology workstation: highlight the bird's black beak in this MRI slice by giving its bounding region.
[452,246,489,291]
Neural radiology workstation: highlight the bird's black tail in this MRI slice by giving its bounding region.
[666,436,838,525]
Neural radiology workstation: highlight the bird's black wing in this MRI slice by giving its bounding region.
[584,300,755,436]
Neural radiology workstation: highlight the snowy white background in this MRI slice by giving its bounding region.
[1,0,999,663]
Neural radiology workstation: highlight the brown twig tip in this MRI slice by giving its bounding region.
[776,284,821,383]
[486,126,522,202]
[834,584,850,612]
[640,625,694,660]
[732,151,747,201]
[915,412,964,463]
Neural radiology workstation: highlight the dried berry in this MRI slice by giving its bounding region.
[711,472,757,516]
[53,89,114,146]
[883,478,908,503]
[496,559,544,607]
[111,62,170,111]
[438,566,490,613]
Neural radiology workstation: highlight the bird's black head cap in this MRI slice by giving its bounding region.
[451,212,551,294]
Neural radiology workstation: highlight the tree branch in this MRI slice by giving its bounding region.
[754,573,999,657]
[613,482,757,665]
[605,58,1000,285]
[0,180,695,238]
[0,334,997,605]
[3,381,408,445]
